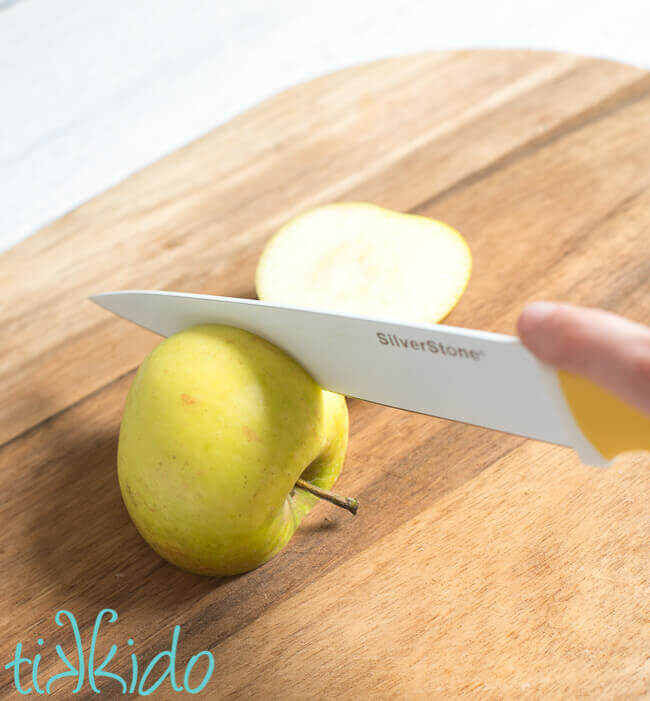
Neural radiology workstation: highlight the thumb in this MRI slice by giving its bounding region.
[517,302,650,415]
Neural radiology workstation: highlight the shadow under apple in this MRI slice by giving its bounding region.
[19,382,221,614]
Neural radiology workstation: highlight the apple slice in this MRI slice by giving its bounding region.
[256,203,471,323]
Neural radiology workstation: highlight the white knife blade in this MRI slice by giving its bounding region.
[89,290,610,466]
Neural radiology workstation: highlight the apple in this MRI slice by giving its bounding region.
[118,324,351,577]
[256,202,472,323]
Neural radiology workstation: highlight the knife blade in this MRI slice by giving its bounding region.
[90,290,650,467]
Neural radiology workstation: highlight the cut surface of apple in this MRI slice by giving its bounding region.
[256,203,471,323]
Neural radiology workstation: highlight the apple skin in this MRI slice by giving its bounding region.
[117,324,349,577]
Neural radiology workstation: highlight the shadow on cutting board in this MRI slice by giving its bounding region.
[20,382,224,616]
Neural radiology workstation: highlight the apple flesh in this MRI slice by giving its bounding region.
[256,202,472,324]
[118,324,349,576]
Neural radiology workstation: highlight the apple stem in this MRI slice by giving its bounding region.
[294,478,359,515]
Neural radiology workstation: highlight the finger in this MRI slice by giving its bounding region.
[517,302,650,415]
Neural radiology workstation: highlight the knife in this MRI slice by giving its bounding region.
[90,290,650,468]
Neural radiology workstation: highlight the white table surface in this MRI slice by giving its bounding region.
[2,0,649,253]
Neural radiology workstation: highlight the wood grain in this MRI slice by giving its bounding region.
[0,50,648,698]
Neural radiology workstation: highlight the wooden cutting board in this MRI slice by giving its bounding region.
[1,50,649,699]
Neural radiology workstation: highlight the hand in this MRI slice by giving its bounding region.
[517,302,650,416]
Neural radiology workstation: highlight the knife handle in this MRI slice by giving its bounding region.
[557,370,650,462]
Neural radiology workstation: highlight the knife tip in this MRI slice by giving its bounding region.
[88,292,112,307]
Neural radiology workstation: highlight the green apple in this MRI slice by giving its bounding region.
[117,324,349,577]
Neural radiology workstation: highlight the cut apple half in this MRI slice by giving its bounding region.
[256,203,471,323]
